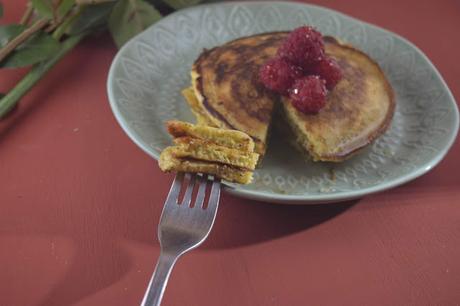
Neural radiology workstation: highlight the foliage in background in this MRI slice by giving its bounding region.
[0,0,201,118]
[108,0,162,48]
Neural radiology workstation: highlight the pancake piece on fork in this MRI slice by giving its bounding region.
[159,120,259,184]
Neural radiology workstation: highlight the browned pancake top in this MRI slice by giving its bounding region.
[194,32,394,161]
[194,33,288,152]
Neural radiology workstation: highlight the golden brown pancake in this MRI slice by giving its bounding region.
[159,121,258,184]
[167,120,255,152]
[172,137,259,169]
[191,33,394,162]
[159,148,254,184]
[191,33,286,157]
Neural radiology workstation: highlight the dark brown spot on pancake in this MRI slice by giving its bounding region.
[227,66,273,123]
[215,62,229,84]
[196,75,238,130]
[195,73,203,94]
[201,97,236,130]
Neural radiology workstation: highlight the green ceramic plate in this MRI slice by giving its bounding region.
[107,1,459,204]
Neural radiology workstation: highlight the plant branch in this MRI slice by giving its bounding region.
[0,33,87,118]
[52,0,62,23]
[52,7,83,40]
[0,18,50,63]
[45,21,59,33]
[45,7,74,33]
[20,3,34,25]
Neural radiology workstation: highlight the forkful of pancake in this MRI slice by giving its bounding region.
[159,120,258,184]
[159,26,394,184]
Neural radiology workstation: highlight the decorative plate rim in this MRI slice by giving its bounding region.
[107,1,459,204]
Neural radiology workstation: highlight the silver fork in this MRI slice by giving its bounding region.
[141,172,221,306]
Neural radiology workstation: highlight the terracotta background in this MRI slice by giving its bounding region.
[1,0,459,305]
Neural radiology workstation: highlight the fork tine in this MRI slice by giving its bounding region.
[206,177,221,210]
[181,173,196,206]
[165,172,184,204]
[194,174,208,208]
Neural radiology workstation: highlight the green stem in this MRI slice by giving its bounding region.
[20,3,34,25]
[52,6,83,40]
[0,33,87,118]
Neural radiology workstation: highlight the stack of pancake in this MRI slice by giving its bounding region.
[159,120,259,184]
[160,31,394,184]
[183,32,394,163]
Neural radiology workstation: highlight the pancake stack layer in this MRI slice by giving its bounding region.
[159,120,259,184]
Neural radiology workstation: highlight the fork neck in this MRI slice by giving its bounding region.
[141,251,178,306]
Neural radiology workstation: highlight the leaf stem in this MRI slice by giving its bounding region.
[20,3,34,25]
[0,33,87,118]
[52,6,82,40]
[0,18,49,63]
[51,0,60,24]
[46,5,75,33]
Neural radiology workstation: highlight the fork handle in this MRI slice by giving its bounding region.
[141,252,178,306]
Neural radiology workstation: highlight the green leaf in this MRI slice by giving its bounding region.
[31,0,53,19]
[0,93,4,99]
[57,0,75,19]
[66,2,115,35]
[108,0,162,48]
[0,3,3,19]
[0,31,61,68]
[159,0,201,10]
[0,24,27,47]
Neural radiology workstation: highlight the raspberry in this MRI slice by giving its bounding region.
[310,56,343,90]
[289,75,327,114]
[277,26,325,70]
[259,57,303,95]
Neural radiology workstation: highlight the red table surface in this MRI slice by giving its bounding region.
[1,0,460,305]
